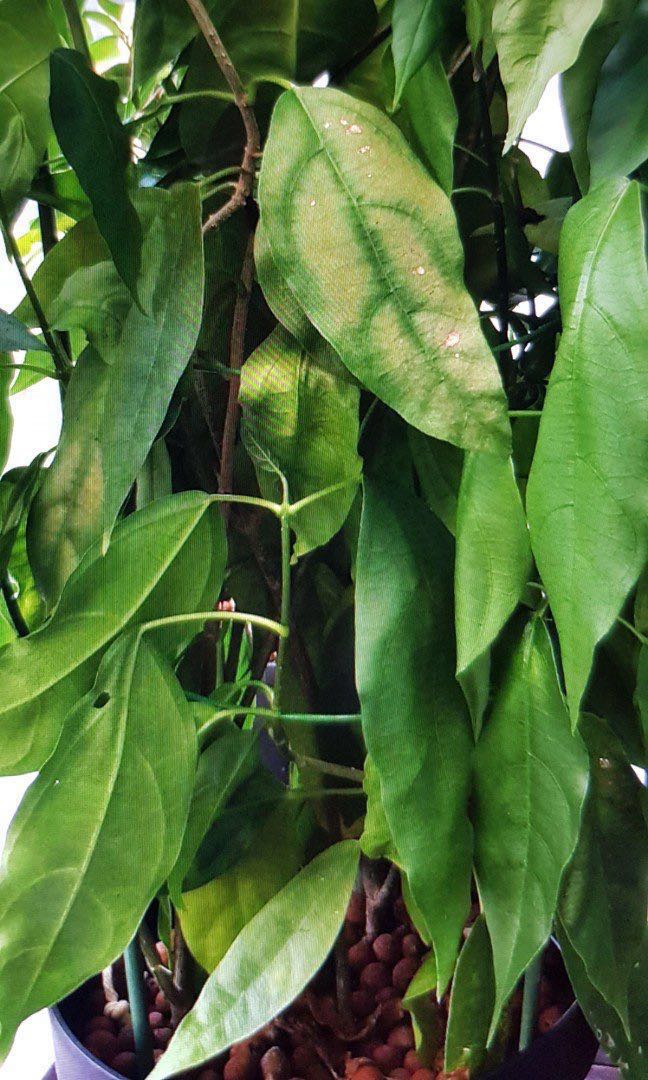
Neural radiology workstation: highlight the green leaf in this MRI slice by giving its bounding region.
[526,179,648,726]
[180,796,310,973]
[7,350,56,395]
[0,491,224,775]
[560,0,637,191]
[151,841,359,1079]
[0,364,11,475]
[167,725,258,903]
[444,915,495,1074]
[395,52,457,196]
[356,474,474,994]
[391,0,452,108]
[240,325,361,560]
[403,950,442,1063]
[259,86,510,456]
[0,309,49,353]
[0,0,58,212]
[0,631,197,1062]
[473,616,589,1039]
[466,0,496,66]
[588,0,648,182]
[49,49,143,301]
[24,183,204,599]
[136,439,172,509]
[492,0,604,150]
[559,718,648,1031]
[408,428,463,535]
[0,458,43,580]
[360,753,398,862]
[455,452,532,734]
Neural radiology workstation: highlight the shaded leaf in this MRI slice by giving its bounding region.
[0,309,49,353]
[492,0,604,149]
[444,915,495,1074]
[49,49,142,300]
[23,184,204,599]
[559,717,648,1031]
[403,949,442,1064]
[0,632,197,1063]
[391,0,452,107]
[473,617,589,1038]
[8,350,56,395]
[360,753,398,862]
[588,0,648,182]
[0,492,224,775]
[455,453,532,734]
[259,86,510,455]
[152,841,359,1079]
[466,0,496,66]
[527,179,648,726]
[395,52,457,196]
[0,0,57,212]
[408,428,463,535]
[136,439,172,509]
[240,325,361,560]
[356,474,473,994]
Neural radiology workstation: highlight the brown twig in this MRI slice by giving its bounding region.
[184,0,260,233]
[219,230,255,502]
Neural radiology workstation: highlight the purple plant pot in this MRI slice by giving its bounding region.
[49,1005,123,1080]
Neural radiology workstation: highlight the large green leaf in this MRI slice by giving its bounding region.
[0,632,197,1063]
[151,841,359,1079]
[0,0,57,212]
[240,325,361,559]
[23,183,204,599]
[444,915,496,1074]
[526,179,648,726]
[559,718,648,1031]
[466,0,496,65]
[356,474,474,994]
[408,427,463,535]
[560,0,637,191]
[0,310,49,353]
[588,0,648,182]
[259,86,510,456]
[455,452,532,734]
[0,492,224,775]
[395,52,457,197]
[492,0,604,149]
[391,0,452,107]
[49,49,142,300]
[473,617,589,1038]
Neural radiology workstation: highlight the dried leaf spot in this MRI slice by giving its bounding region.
[340,118,349,126]
[347,124,363,134]
[443,331,461,348]
[309,199,317,207]
[412,265,426,276]
[358,145,371,155]
[324,122,332,129]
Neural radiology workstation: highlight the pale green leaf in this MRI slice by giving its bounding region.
[444,915,495,1074]
[0,492,224,775]
[23,183,204,599]
[403,950,442,1063]
[259,86,510,456]
[151,841,359,1078]
[473,617,589,1039]
[391,0,452,107]
[0,632,197,1062]
[493,0,604,149]
[527,179,648,726]
[240,325,361,560]
[356,474,474,994]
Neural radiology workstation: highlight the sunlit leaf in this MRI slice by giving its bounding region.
[391,0,452,107]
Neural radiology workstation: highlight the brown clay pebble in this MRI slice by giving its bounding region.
[352,1067,384,1080]
[305,1065,333,1080]
[345,921,362,945]
[392,1070,409,1080]
[401,935,421,959]
[375,986,399,1004]
[392,958,418,993]
[371,1044,403,1072]
[148,1010,165,1028]
[410,1071,436,1080]
[373,933,400,965]
[225,1049,257,1080]
[351,990,375,1017]
[291,1046,318,1072]
[153,1049,164,1063]
[85,1016,115,1035]
[349,939,376,969]
[196,1072,219,1080]
[387,1024,414,1051]
[538,1005,562,1033]
[112,1051,137,1079]
[347,891,366,925]
[155,990,171,1015]
[379,999,405,1028]
[85,1030,118,1064]
[260,1047,291,1080]
[154,1026,173,1048]
[404,1050,423,1072]
[361,961,392,992]
[155,941,169,966]
[116,1027,136,1053]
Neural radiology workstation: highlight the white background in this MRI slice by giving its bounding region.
[0,73,568,1077]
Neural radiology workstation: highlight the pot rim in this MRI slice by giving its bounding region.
[49,1003,125,1080]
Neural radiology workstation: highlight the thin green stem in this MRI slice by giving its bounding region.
[124,938,154,1079]
[617,616,648,646]
[1,576,30,637]
[0,362,60,381]
[293,753,365,784]
[208,491,283,517]
[492,321,559,353]
[61,0,92,62]
[453,185,493,200]
[508,409,542,417]
[288,481,353,518]
[198,165,243,188]
[273,487,292,713]
[519,952,543,1050]
[454,142,488,167]
[0,199,71,383]
[198,707,362,747]
[140,609,287,641]
[124,89,235,130]
[201,180,237,202]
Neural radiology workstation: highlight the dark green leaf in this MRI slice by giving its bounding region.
[0,0,57,211]
[0,309,49,353]
[356,475,474,994]
[23,184,204,599]
[444,915,495,1074]
[473,616,589,1038]
[360,753,398,862]
[0,492,224,775]
[136,439,172,509]
[259,87,510,456]
[588,0,648,182]
[391,0,451,108]
[0,365,11,474]
[466,0,496,66]
[152,841,359,1078]
[492,0,604,149]
[559,718,648,1031]
[395,52,457,197]
[0,458,43,580]
[527,179,648,726]
[0,632,197,1062]
[49,49,142,300]
[408,428,463,535]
